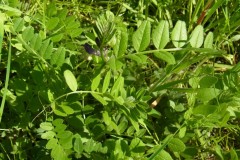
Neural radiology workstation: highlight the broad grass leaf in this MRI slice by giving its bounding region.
[189,25,204,48]
[149,135,173,160]
[91,73,101,91]
[168,138,186,152]
[171,20,187,48]
[40,122,54,131]
[114,30,128,57]
[91,93,108,105]
[204,32,213,48]
[74,134,83,153]
[153,51,175,64]
[132,20,151,51]
[64,70,78,92]
[46,17,59,31]
[153,150,173,160]
[196,88,220,102]
[152,20,169,49]
[0,5,22,16]
[230,148,238,160]
[51,47,65,67]
[0,16,3,51]
[102,70,111,93]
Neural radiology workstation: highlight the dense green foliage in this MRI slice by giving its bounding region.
[0,0,240,159]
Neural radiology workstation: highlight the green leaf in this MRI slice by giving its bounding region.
[51,47,65,67]
[230,149,238,160]
[196,88,221,102]
[46,17,60,31]
[53,118,64,126]
[102,111,111,125]
[91,93,108,105]
[132,20,151,51]
[39,39,53,59]
[13,18,24,32]
[54,124,67,133]
[153,150,173,160]
[107,57,116,71]
[73,134,83,153]
[152,20,169,49]
[178,126,187,138]
[153,51,175,64]
[189,25,204,48]
[46,138,58,149]
[102,70,111,93]
[41,131,56,139]
[58,131,73,149]
[69,28,83,38]
[204,32,214,48]
[64,70,78,92]
[102,111,119,133]
[129,138,144,150]
[54,110,67,117]
[30,34,42,51]
[0,5,22,16]
[51,33,64,42]
[193,104,218,116]
[0,16,3,52]
[84,139,95,153]
[57,131,72,138]
[199,75,218,88]
[91,73,101,91]
[60,104,75,115]
[171,20,187,48]
[114,30,128,57]
[22,26,34,42]
[51,144,68,160]
[126,54,143,64]
[168,138,186,152]
[40,122,54,131]
[118,119,128,134]
[111,76,124,95]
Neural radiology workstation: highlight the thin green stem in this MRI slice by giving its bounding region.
[0,34,11,123]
